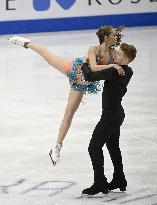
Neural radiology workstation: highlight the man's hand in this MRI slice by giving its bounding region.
[111,64,125,76]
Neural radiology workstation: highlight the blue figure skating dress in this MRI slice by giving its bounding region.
[67,57,102,94]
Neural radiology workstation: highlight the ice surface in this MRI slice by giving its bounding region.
[0,26,157,205]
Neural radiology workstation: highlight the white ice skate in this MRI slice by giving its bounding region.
[8,36,31,48]
[49,144,62,166]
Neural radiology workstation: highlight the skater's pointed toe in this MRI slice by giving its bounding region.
[8,36,31,48]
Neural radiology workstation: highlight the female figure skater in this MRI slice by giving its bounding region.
[9,26,124,166]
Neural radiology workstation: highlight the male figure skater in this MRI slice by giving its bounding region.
[81,43,137,195]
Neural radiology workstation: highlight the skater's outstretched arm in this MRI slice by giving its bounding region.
[81,63,125,82]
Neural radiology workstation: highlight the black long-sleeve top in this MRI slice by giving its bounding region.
[81,63,133,111]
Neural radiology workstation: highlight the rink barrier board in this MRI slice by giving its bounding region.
[0,12,157,35]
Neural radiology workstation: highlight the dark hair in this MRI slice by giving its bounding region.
[115,25,125,46]
[120,43,137,62]
[96,25,124,45]
[96,26,114,44]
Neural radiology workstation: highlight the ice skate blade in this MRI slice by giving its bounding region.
[49,151,56,166]
[81,193,94,198]
[109,190,127,194]
[81,193,107,198]
[109,187,126,193]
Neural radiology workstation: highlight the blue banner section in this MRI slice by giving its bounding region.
[33,0,51,11]
[33,0,76,11]
[1,12,157,35]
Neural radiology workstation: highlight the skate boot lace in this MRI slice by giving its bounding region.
[54,144,62,157]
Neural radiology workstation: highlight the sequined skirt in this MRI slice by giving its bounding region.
[67,57,101,94]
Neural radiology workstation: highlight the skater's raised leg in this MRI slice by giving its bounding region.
[9,36,72,75]
[26,42,72,75]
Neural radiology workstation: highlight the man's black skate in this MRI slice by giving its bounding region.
[82,184,109,196]
[109,175,127,191]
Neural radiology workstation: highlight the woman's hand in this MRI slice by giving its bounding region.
[76,65,87,85]
[110,64,125,76]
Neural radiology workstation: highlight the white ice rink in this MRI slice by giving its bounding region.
[0,26,157,205]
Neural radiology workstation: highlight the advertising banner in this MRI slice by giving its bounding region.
[0,0,157,34]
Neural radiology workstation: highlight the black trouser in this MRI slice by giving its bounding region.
[88,107,125,186]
